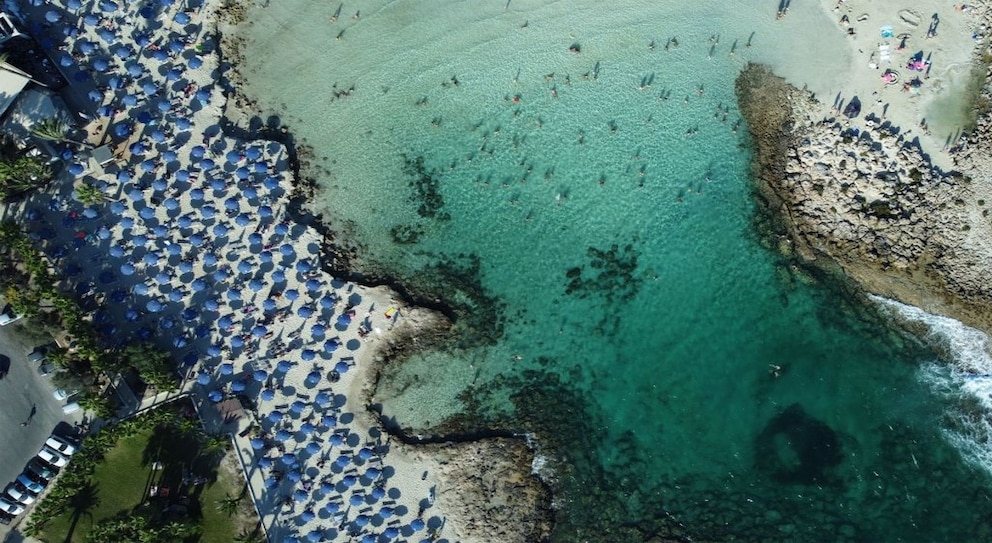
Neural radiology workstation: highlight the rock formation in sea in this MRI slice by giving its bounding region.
[735,23,992,336]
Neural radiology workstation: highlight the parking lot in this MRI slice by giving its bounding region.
[0,319,82,536]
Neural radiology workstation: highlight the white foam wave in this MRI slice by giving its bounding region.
[871,295,992,474]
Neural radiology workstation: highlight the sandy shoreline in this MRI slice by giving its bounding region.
[0,0,553,541]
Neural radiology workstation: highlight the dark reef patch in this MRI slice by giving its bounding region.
[564,242,642,304]
[403,154,450,221]
[754,403,844,486]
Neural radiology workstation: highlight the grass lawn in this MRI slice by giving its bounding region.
[37,422,253,543]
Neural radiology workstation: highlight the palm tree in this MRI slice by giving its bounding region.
[64,481,100,543]
[75,181,108,206]
[233,525,266,543]
[216,492,242,517]
[31,116,88,148]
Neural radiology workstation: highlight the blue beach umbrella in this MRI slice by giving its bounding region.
[196,372,211,385]
[250,437,265,450]
[285,289,299,301]
[190,188,204,201]
[354,514,369,527]
[236,214,251,227]
[248,279,263,292]
[315,391,330,406]
[190,145,205,159]
[350,494,365,506]
[179,260,194,273]
[230,336,244,348]
[320,415,337,429]
[195,88,210,102]
[305,442,320,455]
[342,475,357,488]
[305,371,320,386]
[301,510,316,523]
[274,428,291,441]
[300,422,315,435]
[203,252,218,266]
[272,270,286,283]
[334,361,350,374]
[276,360,292,373]
[208,390,223,402]
[301,349,315,361]
[259,251,273,263]
[231,380,246,392]
[370,486,386,500]
[120,262,135,275]
[290,400,305,414]
[267,411,283,423]
[219,362,234,375]
[259,205,273,218]
[253,369,267,382]
[146,299,163,312]
[191,278,207,292]
[109,245,125,258]
[293,489,308,502]
[133,283,149,295]
[328,434,344,447]
[298,306,314,318]
[260,389,275,401]
[312,324,326,337]
[410,518,426,532]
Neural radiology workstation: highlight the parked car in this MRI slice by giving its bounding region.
[62,402,81,414]
[0,498,24,516]
[25,460,55,484]
[4,483,34,505]
[37,361,55,376]
[0,307,22,326]
[0,512,10,524]
[26,346,47,364]
[45,435,77,456]
[37,446,68,468]
[53,388,78,401]
[15,474,43,494]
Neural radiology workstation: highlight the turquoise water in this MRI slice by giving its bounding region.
[235,1,992,540]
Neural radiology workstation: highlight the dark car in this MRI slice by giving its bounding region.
[25,460,55,484]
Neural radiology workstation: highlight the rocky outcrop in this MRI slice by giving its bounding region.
[736,59,992,334]
[413,438,554,543]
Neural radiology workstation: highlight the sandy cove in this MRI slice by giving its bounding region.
[736,1,992,337]
[2,0,552,541]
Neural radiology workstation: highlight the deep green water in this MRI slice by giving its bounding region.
[236,1,992,540]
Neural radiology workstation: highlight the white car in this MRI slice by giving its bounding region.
[45,435,76,456]
[53,389,78,401]
[0,309,22,326]
[0,498,24,516]
[37,446,68,468]
[16,474,43,494]
[4,483,34,505]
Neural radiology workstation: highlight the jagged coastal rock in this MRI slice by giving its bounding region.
[736,54,992,336]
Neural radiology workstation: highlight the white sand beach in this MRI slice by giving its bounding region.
[1,0,549,541]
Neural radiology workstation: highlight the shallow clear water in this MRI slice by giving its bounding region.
[236,1,992,540]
